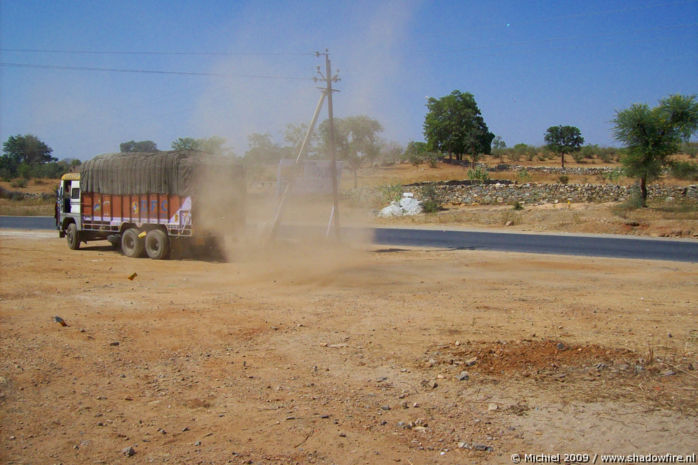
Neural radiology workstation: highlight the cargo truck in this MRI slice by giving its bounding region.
[56,151,245,259]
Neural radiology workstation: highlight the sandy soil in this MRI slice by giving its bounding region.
[1,231,696,464]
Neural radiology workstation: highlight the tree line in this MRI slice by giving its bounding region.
[3,91,696,206]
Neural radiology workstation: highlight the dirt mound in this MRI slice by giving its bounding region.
[436,339,635,375]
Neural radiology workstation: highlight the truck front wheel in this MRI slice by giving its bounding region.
[66,223,80,250]
[121,228,145,258]
[145,229,170,260]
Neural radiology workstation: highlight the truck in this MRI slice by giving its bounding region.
[56,151,245,259]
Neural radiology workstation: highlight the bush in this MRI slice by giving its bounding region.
[420,184,442,213]
[558,175,569,185]
[408,151,440,167]
[517,169,531,183]
[680,142,698,159]
[669,161,698,180]
[512,200,524,210]
[579,144,596,160]
[379,183,403,203]
[602,168,624,183]
[571,151,585,163]
[467,165,490,183]
[11,178,28,188]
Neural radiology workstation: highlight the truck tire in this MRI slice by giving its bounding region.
[66,223,80,250]
[145,229,170,260]
[121,228,145,258]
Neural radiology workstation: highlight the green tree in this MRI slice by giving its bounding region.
[171,136,233,156]
[171,137,198,151]
[2,134,56,178]
[423,90,494,163]
[492,136,507,161]
[319,115,383,187]
[120,140,158,152]
[544,125,584,169]
[284,123,318,158]
[613,94,698,205]
[244,133,288,163]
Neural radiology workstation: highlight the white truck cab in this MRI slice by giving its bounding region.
[56,173,81,239]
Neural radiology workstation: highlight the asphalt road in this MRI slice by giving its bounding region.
[2,216,697,262]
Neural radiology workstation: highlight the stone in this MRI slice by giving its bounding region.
[474,444,493,452]
[487,403,498,411]
[457,371,469,381]
[122,446,136,457]
[464,357,477,367]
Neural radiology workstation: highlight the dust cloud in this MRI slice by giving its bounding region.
[191,157,374,278]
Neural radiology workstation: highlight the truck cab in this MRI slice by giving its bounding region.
[56,173,81,239]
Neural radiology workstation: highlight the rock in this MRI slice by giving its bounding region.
[380,405,391,411]
[473,444,493,452]
[194,441,201,446]
[556,342,566,351]
[457,371,469,381]
[634,365,645,374]
[662,369,676,377]
[464,357,477,367]
[487,403,498,411]
[122,446,136,457]
[110,341,120,347]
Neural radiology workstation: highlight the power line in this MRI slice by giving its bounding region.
[0,48,315,57]
[0,62,313,81]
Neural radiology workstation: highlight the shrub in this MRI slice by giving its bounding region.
[408,151,440,167]
[467,165,490,183]
[603,168,624,183]
[558,175,569,185]
[680,142,698,159]
[517,168,531,183]
[11,178,28,188]
[502,210,522,225]
[512,200,524,210]
[669,161,698,180]
[379,183,403,203]
[506,149,521,162]
[420,184,442,213]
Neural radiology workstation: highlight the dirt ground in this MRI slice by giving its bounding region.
[1,230,696,464]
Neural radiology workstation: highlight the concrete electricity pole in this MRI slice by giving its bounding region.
[317,49,341,240]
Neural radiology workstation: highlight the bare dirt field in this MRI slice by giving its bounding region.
[1,231,696,464]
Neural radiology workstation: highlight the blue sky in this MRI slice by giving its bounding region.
[1,0,697,161]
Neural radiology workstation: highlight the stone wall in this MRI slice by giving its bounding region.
[413,182,698,206]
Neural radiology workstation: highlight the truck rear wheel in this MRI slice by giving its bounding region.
[145,229,170,260]
[66,223,80,250]
[121,228,145,258]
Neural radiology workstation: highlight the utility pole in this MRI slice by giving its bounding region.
[268,49,341,243]
[317,49,341,240]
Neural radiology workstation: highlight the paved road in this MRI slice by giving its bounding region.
[370,227,698,262]
[2,216,697,262]
[0,216,56,230]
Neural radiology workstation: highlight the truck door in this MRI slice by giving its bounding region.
[69,181,81,214]
[62,180,71,213]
